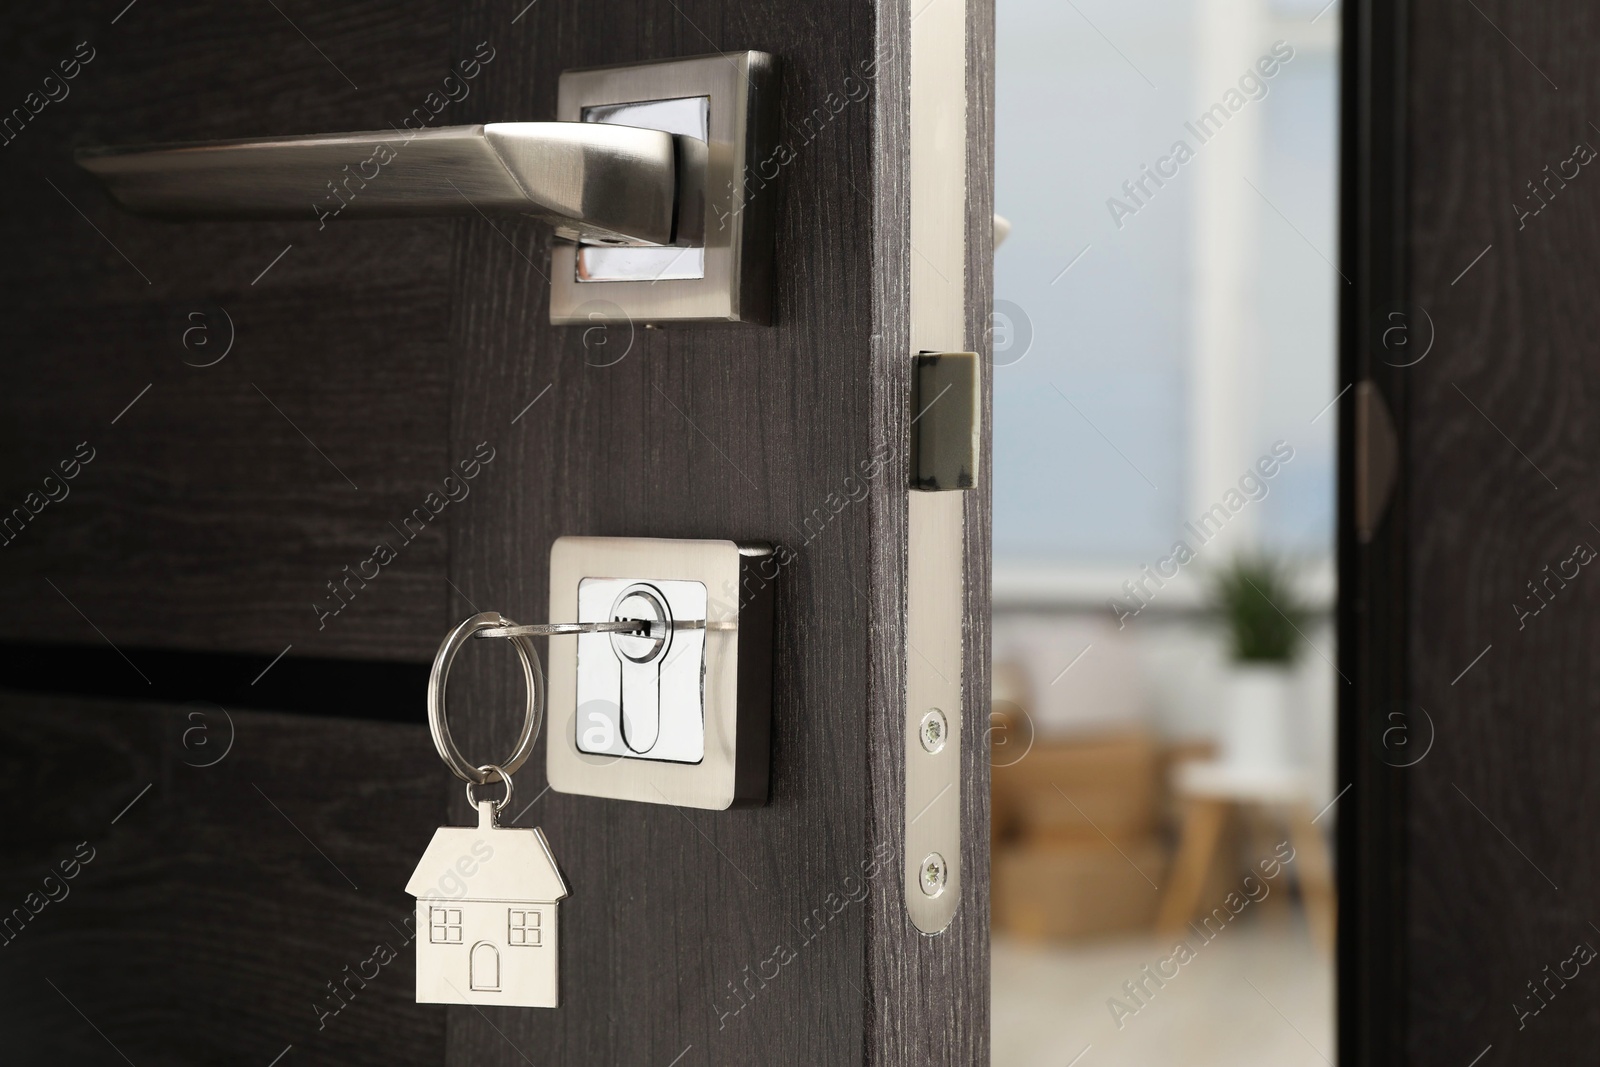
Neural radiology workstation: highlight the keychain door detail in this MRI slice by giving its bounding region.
[407,800,569,1008]
[414,611,572,1009]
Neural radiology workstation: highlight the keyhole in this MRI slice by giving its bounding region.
[608,584,672,755]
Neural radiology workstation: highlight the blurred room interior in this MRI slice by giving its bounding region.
[990,0,1340,1063]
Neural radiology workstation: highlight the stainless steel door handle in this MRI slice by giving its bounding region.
[76,121,681,247]
[73,51,779,325]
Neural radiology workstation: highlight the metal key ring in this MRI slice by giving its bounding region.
[428,612,544,785]
[466,763,514,813]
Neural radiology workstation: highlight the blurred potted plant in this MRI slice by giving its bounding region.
[1211,555,1304,770]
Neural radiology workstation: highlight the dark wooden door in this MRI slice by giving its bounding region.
[0,2,991,1066]
[1342,0,1600,1063]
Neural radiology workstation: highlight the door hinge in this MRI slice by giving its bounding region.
[911,351,981,491]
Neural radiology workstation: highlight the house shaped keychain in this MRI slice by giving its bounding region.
[407,797,569,1007]
[415,611,574,1008]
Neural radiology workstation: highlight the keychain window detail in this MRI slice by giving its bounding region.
[429,907,464,944]
[508,909,542,946]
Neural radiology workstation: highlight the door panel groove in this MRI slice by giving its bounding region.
[0,643,427,723]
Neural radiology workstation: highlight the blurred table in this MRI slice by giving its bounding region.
[1155,759,1335,953]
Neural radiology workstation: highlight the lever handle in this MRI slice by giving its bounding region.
[74,121,679,246]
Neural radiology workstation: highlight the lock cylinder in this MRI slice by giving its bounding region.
[609,584,672,754]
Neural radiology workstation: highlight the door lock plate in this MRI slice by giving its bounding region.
[547,537,775,809]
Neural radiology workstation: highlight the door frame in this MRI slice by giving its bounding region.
[1337,0,1409,1062]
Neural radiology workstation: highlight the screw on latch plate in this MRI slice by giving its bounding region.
[919,852,947,897]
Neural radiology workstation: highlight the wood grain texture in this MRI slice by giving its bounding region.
[1,2,991,1063]
[0,691,445,1066]
[442,1,987,1064]
[864,0,992,1063]
[444,8,872,1063]
[1405,0,1600,1061]
[0,0,470,662]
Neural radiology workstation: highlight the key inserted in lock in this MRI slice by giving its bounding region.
[609,584,671,754]
[574,576,708,764]
[547,537,774,809]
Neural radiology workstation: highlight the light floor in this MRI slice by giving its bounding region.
[992,919,1334,1067]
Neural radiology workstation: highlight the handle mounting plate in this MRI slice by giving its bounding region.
[550,52,779,326]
